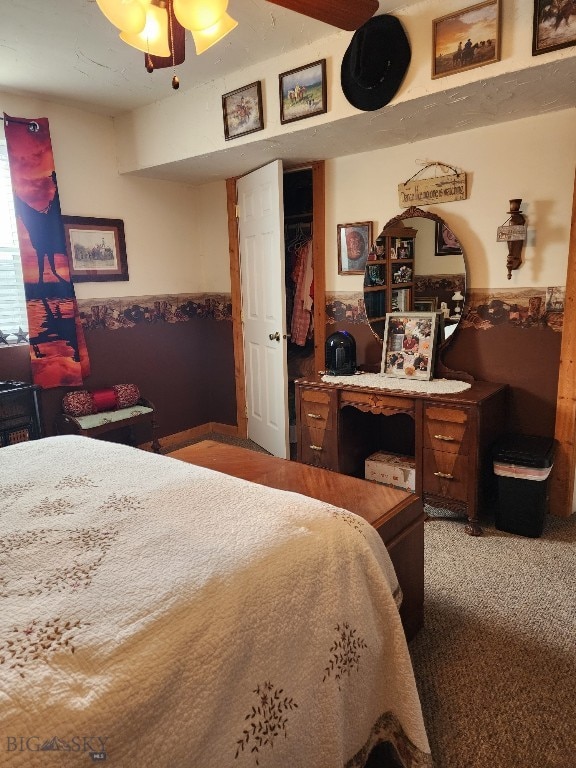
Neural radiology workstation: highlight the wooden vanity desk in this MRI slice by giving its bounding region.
[296,376,507,535]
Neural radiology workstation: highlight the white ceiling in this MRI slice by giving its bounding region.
[1,1,575,185]
[0,0,421,117]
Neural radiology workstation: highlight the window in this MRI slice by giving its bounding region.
[0,140,28,344]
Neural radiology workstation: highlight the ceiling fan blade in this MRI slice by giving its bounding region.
[265,0,378,31]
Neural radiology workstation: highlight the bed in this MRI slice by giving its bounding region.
[0,435,432,767]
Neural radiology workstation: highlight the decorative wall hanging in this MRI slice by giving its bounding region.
[222,81,264,140]
[3,114,90,389]
[432,0,501,80]
[279,60,327,125]
[62,216,129,282]
[497,199,527,279]
[337,221,373,275]
[532,0,576,55]
[398,163,467,208]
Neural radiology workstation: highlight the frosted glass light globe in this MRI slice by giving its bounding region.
[96,0,147,34]
[174,0,228,31]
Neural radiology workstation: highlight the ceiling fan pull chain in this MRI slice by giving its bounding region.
[169,0,180,89]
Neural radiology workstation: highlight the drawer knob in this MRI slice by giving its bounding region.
[434,434,455,441]
[307,412,323,420]
[310,444,323,451]
[434,471,454,479]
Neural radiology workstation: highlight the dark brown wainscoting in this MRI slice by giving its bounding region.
[0,318,237,441]
[325,320,560,439]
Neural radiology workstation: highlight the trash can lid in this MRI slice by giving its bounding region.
[492,434,557,468]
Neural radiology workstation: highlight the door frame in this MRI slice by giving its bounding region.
[550,167,576,517]
[227,160,326,439]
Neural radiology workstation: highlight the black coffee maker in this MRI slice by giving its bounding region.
[325,331,357,375]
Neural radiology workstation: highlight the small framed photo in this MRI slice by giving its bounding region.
[435,221,463,255]
[432,0,501,80]
[279,59,327,125]
[337,221,373,275]
[62,216,128,282]
[532,0,576,55]
[414,297,438,313]
[381,312,439,381]
[222,81,264,140]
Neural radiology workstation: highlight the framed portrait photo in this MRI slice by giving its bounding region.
[435,221,463,255]
[279,59,327,125]
[432,0,501,80]
[62,216,128,282]
[222,81,264,140]
[532,0,576,55]
[337,221,373,275]
[381,312,439,381]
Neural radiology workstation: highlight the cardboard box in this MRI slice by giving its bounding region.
[365,451,416,491]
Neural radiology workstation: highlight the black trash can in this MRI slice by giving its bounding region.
[492,434,557,538]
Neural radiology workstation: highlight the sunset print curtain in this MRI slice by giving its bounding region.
[3,115,90,387]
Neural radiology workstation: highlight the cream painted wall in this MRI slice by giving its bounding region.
[325,109,576,294]
[194,180,230,292]
[0,91,212,298]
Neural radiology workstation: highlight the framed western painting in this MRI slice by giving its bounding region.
[279,59,327,125]
[62,216,129,282]
[432,0,501,79]
[222,81,264,140]
[532,0,576,55]
[381,312,439,381]
[337,221,373,275]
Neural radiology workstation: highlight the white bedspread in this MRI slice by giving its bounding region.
[0,436,431,767]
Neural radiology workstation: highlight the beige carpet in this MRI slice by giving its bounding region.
[410,514,576,768]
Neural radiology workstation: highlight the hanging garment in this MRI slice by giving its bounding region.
[291,238,313,346]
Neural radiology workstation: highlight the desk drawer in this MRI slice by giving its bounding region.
[300,389,335,431]
[298,387,338,470]
[300,429,338,469]
[423,448,468,502]
[424,405,470,455]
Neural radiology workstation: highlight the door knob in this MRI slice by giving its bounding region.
[269,331,281,341]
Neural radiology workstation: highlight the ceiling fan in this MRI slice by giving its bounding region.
[97,0,378,85]
[146,0,378,75]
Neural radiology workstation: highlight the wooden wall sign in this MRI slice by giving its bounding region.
[398,171,467,208]
[497,224,527,241]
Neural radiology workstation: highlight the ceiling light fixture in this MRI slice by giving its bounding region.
[96,0,238,89]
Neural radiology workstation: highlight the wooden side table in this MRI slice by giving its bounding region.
[0,380,43,446]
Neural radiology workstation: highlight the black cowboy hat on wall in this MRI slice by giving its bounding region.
[341,14,411,112]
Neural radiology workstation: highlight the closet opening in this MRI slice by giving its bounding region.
[284,167,316,454]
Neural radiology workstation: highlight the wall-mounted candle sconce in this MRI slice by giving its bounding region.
[497,199,527,279]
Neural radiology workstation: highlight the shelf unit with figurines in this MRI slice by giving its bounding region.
[364,221,417,329]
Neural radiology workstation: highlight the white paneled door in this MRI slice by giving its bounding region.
[237,160,289,459]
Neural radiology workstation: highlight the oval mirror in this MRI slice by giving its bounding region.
[364,206,466,348]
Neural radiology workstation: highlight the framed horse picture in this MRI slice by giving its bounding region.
[532,0,576,55]
[432,0,501,80]
[279,60,327,125]
[222,81,264,141]
[62,216,128,282]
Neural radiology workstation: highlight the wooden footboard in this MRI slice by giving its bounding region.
[168,440,425,641]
